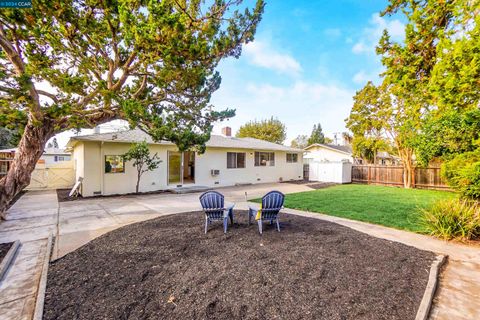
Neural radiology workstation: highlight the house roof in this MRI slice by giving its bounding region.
[67,129,303,152]
[0,147,70,155]
[304,143,352,155]
[44,148,70,155]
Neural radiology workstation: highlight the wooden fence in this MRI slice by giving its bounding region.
[351,165,450,190]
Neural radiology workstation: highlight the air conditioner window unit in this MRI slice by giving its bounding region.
[211,169,220,176]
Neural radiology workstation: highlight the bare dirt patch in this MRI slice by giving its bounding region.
[56,188,168,202]
[44,211,434,320]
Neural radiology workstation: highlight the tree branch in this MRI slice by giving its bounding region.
[0,23,43,122]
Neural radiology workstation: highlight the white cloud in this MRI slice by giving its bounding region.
[243,41,302,77]
[211,80,353,143]
[352,13,405,55]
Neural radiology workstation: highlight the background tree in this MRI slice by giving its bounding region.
[0,127,19,149]
[307,123,325,145]
[236,117,287,144]
[290,135,308,149]
[346,83,390,163]
[0,0,264,217]
[122,141,162,194]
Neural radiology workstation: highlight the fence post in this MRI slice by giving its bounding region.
[367,165,371,184]
[412,167,416,188]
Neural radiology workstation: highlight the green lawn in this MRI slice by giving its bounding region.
[276,184,457,233]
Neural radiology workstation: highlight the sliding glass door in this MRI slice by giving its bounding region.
[168,151,195,185]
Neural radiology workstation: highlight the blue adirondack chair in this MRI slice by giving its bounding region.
[199,191,235,234]
[248,191,285,234]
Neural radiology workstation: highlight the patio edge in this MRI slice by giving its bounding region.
[415,254,447,320]
[33,234,53,320]
[0,240,20,281]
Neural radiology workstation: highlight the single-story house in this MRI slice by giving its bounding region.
[303,143,354,163]
[66,127,304,197]
[375,151,402,166]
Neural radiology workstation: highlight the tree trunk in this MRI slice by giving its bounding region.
[399,147,414,189]
[0,122,54,219]
[136,170,141,194]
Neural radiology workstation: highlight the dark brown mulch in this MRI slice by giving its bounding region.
[44,211,434,320]
[0,242,13,265]
[56,188,169,202]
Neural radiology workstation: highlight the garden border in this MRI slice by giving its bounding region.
[415,254,447,320]
[33,234,53,320]
[0,240,20,281]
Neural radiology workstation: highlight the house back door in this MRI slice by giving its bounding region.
[168,151,182,185]
[168,151,195,185]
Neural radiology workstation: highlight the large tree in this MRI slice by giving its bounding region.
[236,117,287,144]
[347,0,463,188]
[0,0,264,217]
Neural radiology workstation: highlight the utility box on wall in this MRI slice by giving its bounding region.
[309,161,352,183]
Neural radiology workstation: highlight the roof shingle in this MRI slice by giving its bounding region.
[68,129,303,152]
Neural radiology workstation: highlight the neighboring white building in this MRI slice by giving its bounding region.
[66,128,304,197]
[303,143,354,163]
[0,147,71,176]
[303,143,353,184]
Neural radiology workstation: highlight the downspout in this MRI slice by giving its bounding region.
[100,141,104,195]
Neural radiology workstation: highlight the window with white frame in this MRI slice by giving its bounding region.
[254,152,275,166]
[105,155,125,173]
[286,153,298,163]
[227,152,246,168]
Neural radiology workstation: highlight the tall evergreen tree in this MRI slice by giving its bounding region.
[0,0,264,217]
[307,123,325,145]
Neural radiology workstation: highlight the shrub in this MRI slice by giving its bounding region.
[441,148,480,200]
[421,199,480,240]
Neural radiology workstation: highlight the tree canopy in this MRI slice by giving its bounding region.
[290,134,308,149]
[0,0,264,216]
[346,0,480,188]
[236,117,287,144]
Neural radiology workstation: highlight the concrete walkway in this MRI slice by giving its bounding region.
[0,183,479,319]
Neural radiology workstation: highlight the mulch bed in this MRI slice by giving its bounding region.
[0,242,13,265]
[56,188,169,202]
[44,211,434,320]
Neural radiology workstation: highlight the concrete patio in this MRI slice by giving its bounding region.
[0,183,479,319]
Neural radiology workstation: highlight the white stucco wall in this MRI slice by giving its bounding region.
[195,148,303,187]
[74,141,303,197]
[304,146,353,163]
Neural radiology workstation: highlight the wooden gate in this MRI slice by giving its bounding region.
[26,161,75,190]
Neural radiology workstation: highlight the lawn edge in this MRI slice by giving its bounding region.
[415,254,447,320]
[0,240,20,281]
[33,233,53,320]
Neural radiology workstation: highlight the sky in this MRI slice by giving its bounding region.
[53,0,405,148]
